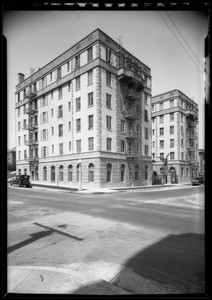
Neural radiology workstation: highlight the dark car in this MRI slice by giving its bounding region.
[10,175,32,188]
[192,177,203,186]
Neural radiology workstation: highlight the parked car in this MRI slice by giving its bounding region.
[192,177,203,186]
[10,175,32,188]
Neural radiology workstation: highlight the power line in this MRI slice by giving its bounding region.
[165,11,205,70]
[158,11,204,74]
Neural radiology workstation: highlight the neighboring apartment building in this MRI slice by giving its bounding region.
[151,90,199,183]
[7,147,16,170]
[15,28,152,188]
[198,149,205,178]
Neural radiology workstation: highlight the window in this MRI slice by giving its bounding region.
[58,105,63,118]
[181,139,184,147]
[145,165,149,180]
[51,91,53,99]
[106,48,111,63]
[170,99,174,108]
[181,152,184,160]
[121,140,125,152]
[76,139,81,152]
[160,140,164,149]
[87,47,93,62]
[181,126,184,135]
[145,145,148,156]
[68,82,71,92]
[88,92,93,107]
[51,166,55,182]
[43,167,47,181]
[24,168,27,175]
[170,113,174,121]
[18,151,21,160]
[59,143,63,155]
[106,71,111,86]
[17,93,20,102]
[68,101,71,111]
[24,150,27,159]
[121,164,125,182]
[160,153,164,159]
[18,108,20,117]
[170,152,175,159]
[68,165,73,181]
[24,134,26,143]
[153,141,155,148]
[58,87,62,99]
[88,70,93,85]
[57,67,61,80]
[52,145,54,154]
[106,115,112,130]
[159,102,164,110]
[159,115,164,124]
[152,104,154,111]
[107,138,112,151]
[170,126,174,134]
[76,118,81,132]
[106,93,111,109]
[42,111,47,123]
[76,76,80,91]
[75,54,80,69]
[88,137,94,151]
[144,93,148,105]
[121,120,125,133]
[76,97,81,111]
[135,165,139,181]
[145,128,148,139]
[51,109,53,117]
[152,129,155,135]
[58,124,63,137]
[52,127,54,136]
[59,165,64,181]
[50,72,52,82]
[18,122,20,132]
[43,129,47,140]
[144,110,148,122]
[69,141,71,151]
[43,146,47,158]
[107,163,112,182]
[69,121,71,131]
[181,113,184,122]
[170,139,174,148]
[88,115,94,130]
[76,164,80,182]
[88,163,94,182]
[67,61,70,72]
[152,117,155,123]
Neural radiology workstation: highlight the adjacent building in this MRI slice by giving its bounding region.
[198,149,205,178]
[151,90,199,184]
[7,147,16,170]
[15,28,152,188]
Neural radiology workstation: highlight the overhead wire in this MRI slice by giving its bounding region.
[165,11,205,70]
[158,11,204,74]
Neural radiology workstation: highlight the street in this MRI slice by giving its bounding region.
[7,185,205,294]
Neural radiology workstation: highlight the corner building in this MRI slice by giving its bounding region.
[15,29,152,188]
[151,90,199,184]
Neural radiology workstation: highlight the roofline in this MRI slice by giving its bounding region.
[152,89,198,104]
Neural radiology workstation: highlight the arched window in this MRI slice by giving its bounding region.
[51,166,55,182]
[43,166,47,181]
[76,164,81,182]
[59,165,64,181]
[186,167,189,178]
[121,164,125,182]
[107,163,112,182]
[68,165,73,182]
[145,165,149,180]
[88,163,94,182]
[181,167,184,178]
[135,165,139,181]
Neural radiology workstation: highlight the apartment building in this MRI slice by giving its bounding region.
[151,90,199,184]
[15,28,152,188]
[198,149,205,178]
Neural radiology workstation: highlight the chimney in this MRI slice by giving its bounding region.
[17,73,25,84]
[30,68,35,75]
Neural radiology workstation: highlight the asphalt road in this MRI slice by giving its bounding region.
[7,185,205,294]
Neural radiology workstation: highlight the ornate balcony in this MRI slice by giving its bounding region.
[117,67,144,86]
[122,109,139,119]
[125,150,139,158]
[26,155,39,162]
[25,106,38,114]
[25,123,38,130]
[24,139,38,146]
[185,109,198,120]
[125,130,139,139]
[25,90,37,100]
[125,89,141,101]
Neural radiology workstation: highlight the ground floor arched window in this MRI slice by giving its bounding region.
[51,166,55,182]
[88,163,94,182]
[68,165,73,182]
[135,165,139,181]
[43,166,47,181]
[76,164,81,182]
[121,164,125,182]
[59,165,64,181]
[107,163,112,182]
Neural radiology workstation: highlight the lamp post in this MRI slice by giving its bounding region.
[79,159,82,190]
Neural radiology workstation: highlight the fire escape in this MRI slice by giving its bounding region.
[185,103,198,178]
[25,89,39,179]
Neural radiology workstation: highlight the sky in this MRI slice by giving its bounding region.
[3,10,208,150]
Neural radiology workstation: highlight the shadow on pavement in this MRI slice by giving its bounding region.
[8,223,83,254]
[72,233,205,295]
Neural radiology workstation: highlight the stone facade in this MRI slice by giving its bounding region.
[15,28,152,188]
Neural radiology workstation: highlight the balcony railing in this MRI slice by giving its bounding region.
[125,130,139,139]
[125,150,140,158]
[117,67,144,85]
[125,89,141,101]
[24,139,38,146]
[187,146,195,151]
[122,109,139,119]
[26,155,39,162]
[25,90,37,99]
[25,123,38,130]
[185,110,198,119]
[25,106,38,114]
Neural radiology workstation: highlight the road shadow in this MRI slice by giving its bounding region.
[72,233,205,295]
[8,223,83,254]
